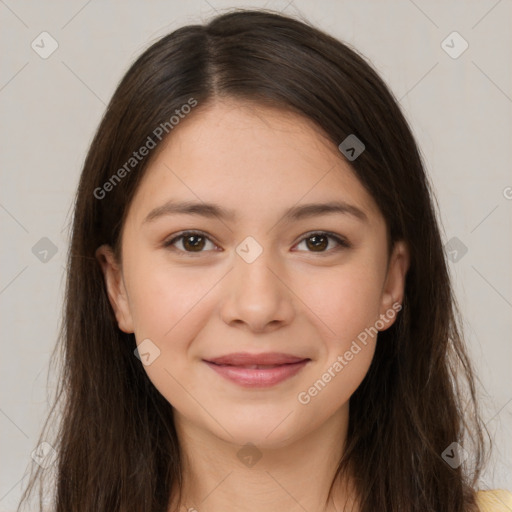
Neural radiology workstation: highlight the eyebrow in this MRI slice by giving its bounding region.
[143,199,368,224]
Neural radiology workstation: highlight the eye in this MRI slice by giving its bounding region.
[163,230,351,256]
[293,231,351,254]
[163,231,219,255]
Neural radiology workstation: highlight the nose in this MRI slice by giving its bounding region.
[219,246,296,334]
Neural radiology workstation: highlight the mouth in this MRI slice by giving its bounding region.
[204,352,309,366]
[211,363,298,369]
[203,352,311,388]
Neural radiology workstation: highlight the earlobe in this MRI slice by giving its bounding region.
[378,240,410,329]
[95,244,134,333]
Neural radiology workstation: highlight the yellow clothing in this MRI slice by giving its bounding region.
[476,489,512,511]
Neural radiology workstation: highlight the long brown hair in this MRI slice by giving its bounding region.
[18,8,488,512]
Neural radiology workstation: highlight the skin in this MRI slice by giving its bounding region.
[97,98,410,512]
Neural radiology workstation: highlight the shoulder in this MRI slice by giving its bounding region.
[475,489,512,511]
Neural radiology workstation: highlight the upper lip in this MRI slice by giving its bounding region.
[204,352,309,366]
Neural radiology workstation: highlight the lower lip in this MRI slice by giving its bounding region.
[204,360,309,388]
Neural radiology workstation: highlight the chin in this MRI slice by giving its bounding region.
[209,409,306,450]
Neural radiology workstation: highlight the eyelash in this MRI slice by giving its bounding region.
[163,230,351,256]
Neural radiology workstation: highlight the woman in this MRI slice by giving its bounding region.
[18,8,511,512]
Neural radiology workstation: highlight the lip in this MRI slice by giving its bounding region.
[203,352,310,388]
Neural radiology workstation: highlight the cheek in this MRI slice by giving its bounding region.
[302,259,384,345]
[125,259,217,339]
[295,340,375,430]
[294,265,380,417]
[123,261,220,405]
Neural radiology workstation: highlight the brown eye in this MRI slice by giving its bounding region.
[305,234,329,251]
[164,231,217,254]
[181,234,206,252]
[295,232,350,254]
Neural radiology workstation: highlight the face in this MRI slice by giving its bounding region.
[97,98,409,449]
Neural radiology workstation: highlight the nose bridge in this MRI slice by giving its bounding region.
[233,236,282,295]
[219,235,294,330]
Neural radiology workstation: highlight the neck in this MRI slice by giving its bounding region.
[168,403,358,512]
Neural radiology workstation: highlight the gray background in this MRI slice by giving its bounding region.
[1,0,511,509]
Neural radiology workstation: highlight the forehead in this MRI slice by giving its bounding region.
[126,98,382,227]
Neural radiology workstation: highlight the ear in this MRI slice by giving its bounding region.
[95,244,134,333]
[378,240,410,331]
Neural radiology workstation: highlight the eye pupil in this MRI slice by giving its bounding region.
[306,234,328,251]
[183,234,205,251]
